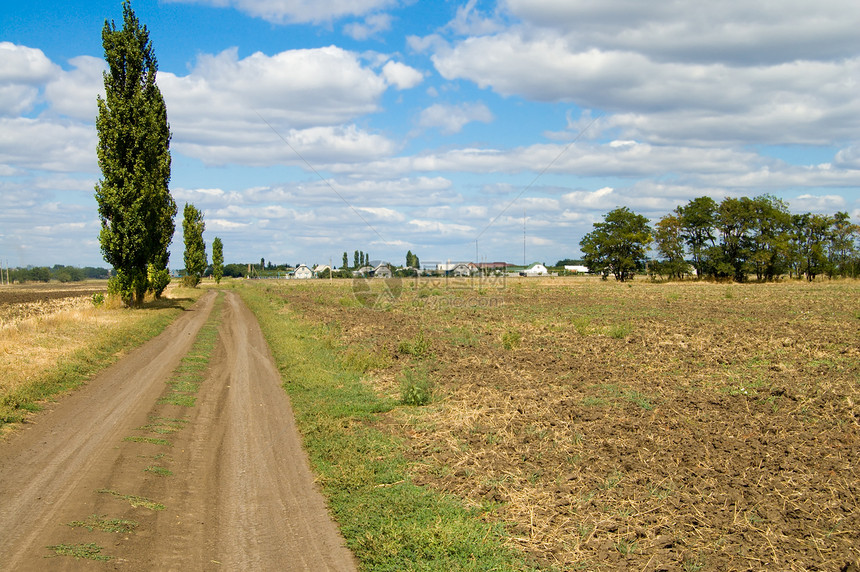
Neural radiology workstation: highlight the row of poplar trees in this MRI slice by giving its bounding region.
[95,1,223,304]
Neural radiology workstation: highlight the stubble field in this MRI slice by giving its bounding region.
[277,276,859,571]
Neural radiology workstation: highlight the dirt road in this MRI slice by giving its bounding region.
[0,291,356,570]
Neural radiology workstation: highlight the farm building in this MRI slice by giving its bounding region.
[293,264,313,279]
[373,263,393,278]
[521,263,549,276]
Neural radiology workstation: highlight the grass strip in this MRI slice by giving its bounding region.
[1,292,202,427]
[238,283,539,571]
[97,488,165,511]
[46,542,111,561]
[158,293,222,407]
[67,514,138,534]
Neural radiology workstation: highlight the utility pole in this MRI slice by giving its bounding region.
[523,208,527,267]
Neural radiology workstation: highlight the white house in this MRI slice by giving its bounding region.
[522,263,549,276]
[293,264,313,279]
[373,263,393,278]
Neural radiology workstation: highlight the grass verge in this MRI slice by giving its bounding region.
[1,288,203,429]
[157,292,222,408]
[238,283,539,571]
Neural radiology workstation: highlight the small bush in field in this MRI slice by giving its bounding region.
[399,367,433,406]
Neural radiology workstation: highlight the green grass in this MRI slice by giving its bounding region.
[158,293,222,408]
[67,514,138,534]
[46,542,111,561]
[144,465,172,476]
[122,436,171,446]
[97,489,165,511]
[0,294,201,426]
[238,283,539,572]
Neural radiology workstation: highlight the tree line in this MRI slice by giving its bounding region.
[2,266,111,283]
[580,195,860,282]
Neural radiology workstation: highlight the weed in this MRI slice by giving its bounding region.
[144,465,172,476]
[91,292,105,307]
[501,329,522,350]
[399,367,434,406]
[607,322,632,339]
[46,542,111,561]
[158,393,196,407]
[397,331,432,358]
[123,436,171,446]
[97,489,165,511]
[625,390,654,410]
[572,316,591,335]
[67,514,138,534]
[615,539,638,555]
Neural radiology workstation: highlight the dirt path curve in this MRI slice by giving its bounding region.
[0,291,356,571]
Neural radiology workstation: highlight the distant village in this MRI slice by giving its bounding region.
[230,260,591,280]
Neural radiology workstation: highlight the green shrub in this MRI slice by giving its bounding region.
[397,331,432,357]
[399,367,433,406]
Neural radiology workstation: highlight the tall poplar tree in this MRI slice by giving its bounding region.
[211,237,224,284]
[95,0,175,306]
[182,203,206,287]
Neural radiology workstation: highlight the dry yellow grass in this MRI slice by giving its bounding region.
[0,285,204,429]
[0,298,126,396]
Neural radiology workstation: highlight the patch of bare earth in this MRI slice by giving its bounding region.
[279,278,860,571]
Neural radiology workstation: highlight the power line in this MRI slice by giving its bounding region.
[256,112,392,247]
[475,112,603,245]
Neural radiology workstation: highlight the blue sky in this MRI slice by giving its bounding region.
[2,0,859,269]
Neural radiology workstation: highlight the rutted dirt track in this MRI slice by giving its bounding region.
[0,291,356,570]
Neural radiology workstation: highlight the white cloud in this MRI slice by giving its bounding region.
[0,42,57,84]
[0,43,60,115]
[156,46,399,166]
[343,13,393,40]
[503,0,860,65]
[0,117,96,172]
[381,61,423,90]
[429,3,860,146]
[791,193,848,213]
[170,0,397,24]
[417,102,493,134]
[44,56,105,120]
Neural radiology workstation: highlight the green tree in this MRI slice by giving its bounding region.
[212,237,224,284]
[653,213,688,279]
[794,213,833,281]
[95,0,175,306]
[580,207,652,282]
[354,250,359,269]
[182,203,206,287]
[342,251,349,270]
[828,212,860,277]
[406,250,420,268]
[714,197,755,282]
[747,195,791,281]
[677,196,717,279]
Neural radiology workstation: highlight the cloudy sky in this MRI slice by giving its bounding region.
[2,0,860,269]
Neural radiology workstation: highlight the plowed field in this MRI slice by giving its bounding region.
[275,277,860,571]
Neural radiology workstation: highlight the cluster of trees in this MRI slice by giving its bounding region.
[94,2,225,301]
[4,266,111,283]
[342,250,371,270]
[580,196,860,282]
